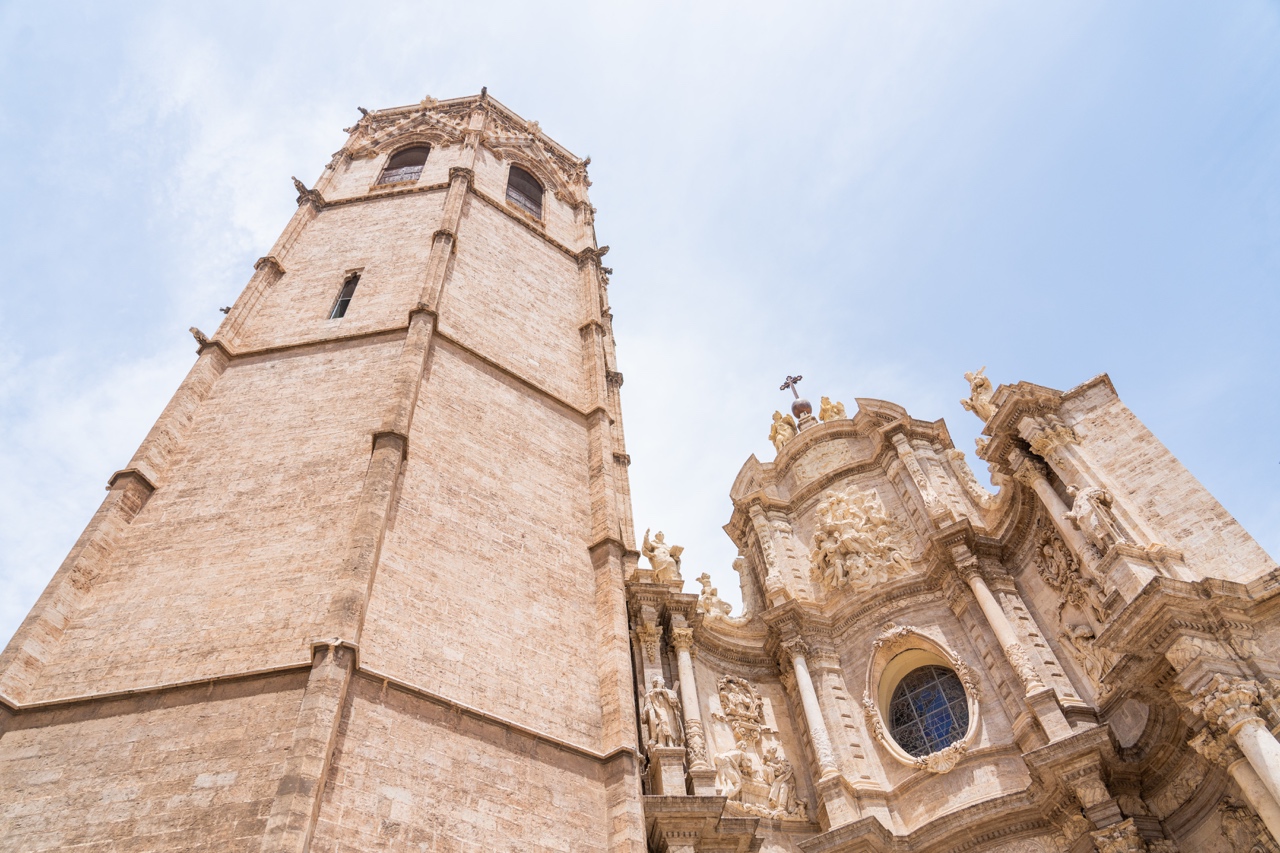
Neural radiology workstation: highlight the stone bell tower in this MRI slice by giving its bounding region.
[0,93,646,851]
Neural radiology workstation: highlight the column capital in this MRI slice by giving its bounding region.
[1189,726,1244,767]
[448,166,474,187]
[779,636,810,664]
[1192,675,1266,733]
[1008,449,1049,487]
[670,626,694,652]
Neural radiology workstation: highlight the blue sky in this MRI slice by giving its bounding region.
[2,1,1278,640]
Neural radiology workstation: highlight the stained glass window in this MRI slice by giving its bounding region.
[887,665,969,757]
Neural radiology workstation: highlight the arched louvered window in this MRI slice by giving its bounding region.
[888,665,970,757]
[329,273,359,319]
[506,165,543,218]
[377,146,429,185]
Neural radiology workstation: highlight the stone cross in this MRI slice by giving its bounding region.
[780,375,803,399]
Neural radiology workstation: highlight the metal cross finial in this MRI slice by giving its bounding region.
[780,375,803,399]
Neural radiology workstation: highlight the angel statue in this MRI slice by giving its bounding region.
[643,529,684,584]
[1064,485,1126,554]
[769,411,798,452]
[818,397,847,422]
[960,366,997,422]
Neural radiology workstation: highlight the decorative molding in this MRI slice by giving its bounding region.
[290,177,325,209]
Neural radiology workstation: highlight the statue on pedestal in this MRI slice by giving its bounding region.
[641,677,683,750]
[1064,485,1126,554]
[642,529,684,584]
[818,397,846,422]
[769,411,798,451]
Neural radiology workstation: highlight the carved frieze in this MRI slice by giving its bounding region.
[809,488,913,593]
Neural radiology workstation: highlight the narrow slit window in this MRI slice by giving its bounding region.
[329,274,359,319]
[377,146,429,185]
[506,165,543,218]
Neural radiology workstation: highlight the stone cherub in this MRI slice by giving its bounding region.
[1064,484,1126,554]
[960,366,997,422]
[769,411,798,451]
[642,529,684,584]
[640,676,683,750]
[818,397,846,422]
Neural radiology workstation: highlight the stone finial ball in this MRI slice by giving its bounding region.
[792,398,813,418]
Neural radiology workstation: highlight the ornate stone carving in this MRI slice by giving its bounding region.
[290,176,325,208]
[189,327,209,346]
[1004,640,1048,693]
[642,529,684,584]
[1192,675,1265,732]
[818,397,846,421]
[769,411,797,452]
[695,573,733,621]
[809,488,912,592]
[1061,623,1118,698]
[1064,485,1128,555]
[641,676,683,751]
[1069,772,1111,808]
[960,366,997,421]
[635,623,661,664]
[683,717,709,769]
[710,676,806,820]
[1189,726,1242,767]
[1219,797,1278,853]
[1090,818,1146,853]
[1033,517,1108,623]
[1029,424,1078,460]
[917,742,967,774]
[945,448,997,509]
[670,626,694,652]
[890,434,944,514]
[1149,759,1205,818]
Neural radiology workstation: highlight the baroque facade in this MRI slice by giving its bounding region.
[1,94,1278,853]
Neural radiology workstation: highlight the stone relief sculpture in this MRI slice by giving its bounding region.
[768,411,798,452]
[809,488,912,593]
[960,366,997,422]
[710,676,807,821]
[1061,623,1118,699]
[1219,797,1277,853]
[696,573,733,621]
[641,676,683,751]
[1034,519,1109,623]
[1064,485,1128,555]
[944,448,998,509]
[642,529,684,584]
[818,397,846,422]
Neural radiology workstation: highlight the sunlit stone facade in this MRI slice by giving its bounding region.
[2,94,1278,853]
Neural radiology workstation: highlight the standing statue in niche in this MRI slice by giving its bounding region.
[764,747,798,814]
[960,366,997,422]
[768,411,798,451]
[641,676,683,750]
[818,397,847,422]
[642,529,684,584]
[1064,485,1127,555]
[1061,623,1118,698]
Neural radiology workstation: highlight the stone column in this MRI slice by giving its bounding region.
[952,552,1072,740]
[1008,451,1093,559]
[955,560,1044,695]
[782,639,839,780]
[1194,677,1280,816]
[670,626,717,795]
[1191,727,1280,843]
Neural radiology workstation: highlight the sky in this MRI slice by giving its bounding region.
[1,1,1278,644]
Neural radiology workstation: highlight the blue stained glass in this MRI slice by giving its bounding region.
[887,665,970,758]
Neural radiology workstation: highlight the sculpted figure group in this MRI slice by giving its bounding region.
[810,488,912,593]
[769,411,797,452]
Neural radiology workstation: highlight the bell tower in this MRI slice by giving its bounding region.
[0,93,646,851]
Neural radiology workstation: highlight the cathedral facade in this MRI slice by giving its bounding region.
[1,94,1278,853]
